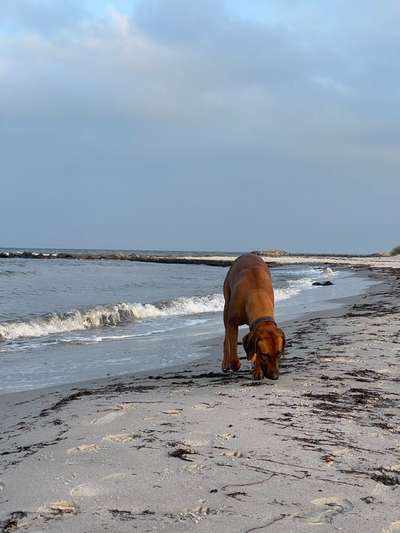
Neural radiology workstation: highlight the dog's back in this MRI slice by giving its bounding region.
[225,254,273,304]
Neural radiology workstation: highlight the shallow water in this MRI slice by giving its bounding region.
[0,253,377,393]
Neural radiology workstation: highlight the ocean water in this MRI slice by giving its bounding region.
[0,253,377,393]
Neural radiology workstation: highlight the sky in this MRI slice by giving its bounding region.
[0,0,399,253]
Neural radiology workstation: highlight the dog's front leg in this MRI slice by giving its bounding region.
[250,354,263,380]
[224,324,240,372]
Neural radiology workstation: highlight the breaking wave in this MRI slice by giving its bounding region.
[0,294,225,342]
[275,277,314,301]
[0,276,314,342]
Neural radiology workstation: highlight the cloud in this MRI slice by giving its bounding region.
[0,1,399,251]
[0,0,86,33]
[134,0,227,44]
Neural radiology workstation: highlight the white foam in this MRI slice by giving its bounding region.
[0,275,315,342]
[278,268,320,276]
[275,277,313,301]
[0,294,225,342]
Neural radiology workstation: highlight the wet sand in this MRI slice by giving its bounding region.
[0,266,400,532]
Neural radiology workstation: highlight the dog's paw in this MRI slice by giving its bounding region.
[230,358,241,372]
[252,366,264,380]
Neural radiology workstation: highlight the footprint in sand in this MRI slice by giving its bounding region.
[217,432,236,441]
[223,450,244,458]
[384,464,400,472]
[162,409,183,416]
[90,403,136,425]
[192,402,221,410]
[102,472,129,481]
[102,433,138,444]
[183,432,214,448]
[179,504,211,520]
[67,443,99,455]
[71,484,101,498]
[39,500,76,515]
[383,521,400,533]
[184,463,206,475]
[91,411,126,425]
[113,402,136,410]
[296,496,353,525]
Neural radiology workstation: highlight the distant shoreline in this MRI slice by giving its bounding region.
[1,249,399,269]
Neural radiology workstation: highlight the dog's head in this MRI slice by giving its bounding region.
[242,322,286,380]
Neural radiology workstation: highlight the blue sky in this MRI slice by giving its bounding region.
[0,1,399,252]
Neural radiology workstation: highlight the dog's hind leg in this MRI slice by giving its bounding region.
[222,306,231,372]
[222,280,231,371]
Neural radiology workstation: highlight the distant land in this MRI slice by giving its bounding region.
[0,248,397,268]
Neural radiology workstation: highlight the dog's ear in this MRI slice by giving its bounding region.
[275,328,286,353]
[242,331,256,360]
[242,333,250,355]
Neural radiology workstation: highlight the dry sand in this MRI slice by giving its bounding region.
[182,254,400,270]
[0,260,400,532]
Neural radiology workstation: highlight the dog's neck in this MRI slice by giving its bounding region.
[249,316,276,331]
[245,291,274,326]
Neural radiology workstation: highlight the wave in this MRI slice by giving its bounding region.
[0,276,314,342]
[275,277,313,301]
[0,294,225,342]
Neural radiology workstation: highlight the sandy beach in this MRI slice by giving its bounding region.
[1,259,400,532]
[3,0,400,530]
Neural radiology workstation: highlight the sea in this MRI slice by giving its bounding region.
[0,249,378,394]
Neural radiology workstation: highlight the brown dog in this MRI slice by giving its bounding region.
[222,254,285,380]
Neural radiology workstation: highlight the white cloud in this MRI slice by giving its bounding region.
[0,1,398,162]
[0,0,399,251]
[0,0,86,32]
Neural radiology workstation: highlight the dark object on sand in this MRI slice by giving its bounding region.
[312,281,334,286]
[0,511,28,532]
[168,447,195,461]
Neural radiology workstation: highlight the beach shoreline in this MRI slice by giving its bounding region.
[0,266,382,401]
[0,259,379,395]
[1,249,400,270]
[1,265,399,531]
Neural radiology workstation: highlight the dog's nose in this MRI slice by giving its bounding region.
[269,371,279,380]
